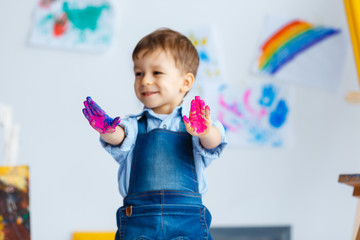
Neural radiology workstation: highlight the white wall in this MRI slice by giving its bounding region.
[1,0,360,240]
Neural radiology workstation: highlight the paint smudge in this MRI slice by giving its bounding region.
[62,2,110,32]
[53,13,68,37]
[259,84,276,107]
[269,99,288,128]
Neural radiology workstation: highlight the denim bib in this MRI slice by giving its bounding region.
[128,113,199,194]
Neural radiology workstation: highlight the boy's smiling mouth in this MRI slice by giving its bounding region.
[142,91,158,97]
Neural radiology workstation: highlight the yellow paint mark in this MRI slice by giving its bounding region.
[72,232,116,240]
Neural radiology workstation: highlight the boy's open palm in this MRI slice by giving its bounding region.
[82,96,121,134]
[183,96,212,137]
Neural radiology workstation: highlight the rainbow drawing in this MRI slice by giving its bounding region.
[257,20,340,75]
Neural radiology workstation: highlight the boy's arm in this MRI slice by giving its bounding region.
[183,96,221,149]
[82,96,125,145]
[100,126,125,146]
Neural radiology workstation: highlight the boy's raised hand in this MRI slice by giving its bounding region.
[82,96,121,134]
[183,96,212,137]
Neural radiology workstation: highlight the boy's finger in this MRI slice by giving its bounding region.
[190,99,196,114]
[86,97,103,115]
[205,105,211,119]
[200,100,205,115]
[111,117,121,127]
[183,115,190,124]
[84,101,95,118]
[89,99,105,116]
[82,108,92,121]
[183,115,193,132]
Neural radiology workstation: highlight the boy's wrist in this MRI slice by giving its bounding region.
[198,125,221,150]
[198,125,215,140]
[100,126,125,145]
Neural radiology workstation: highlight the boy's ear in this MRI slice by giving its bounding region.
[181,73,194,93]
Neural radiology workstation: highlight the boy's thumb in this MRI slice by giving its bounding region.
[112,117,121,127]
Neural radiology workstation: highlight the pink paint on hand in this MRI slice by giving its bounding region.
[183,96,208,134]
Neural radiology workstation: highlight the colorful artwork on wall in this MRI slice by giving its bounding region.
[187,26,225,86]
[203,82,290,147]
[252,16,346,91]
[0,166,30,240]
[29,0,114,52]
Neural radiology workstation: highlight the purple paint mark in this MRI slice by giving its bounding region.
[183,96,208,134]
[82,96,120,134]
[243,89,267,119]
[218,94,243,117]
[218,111,241,132]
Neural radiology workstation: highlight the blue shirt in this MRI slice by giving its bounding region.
[100,105,227,197]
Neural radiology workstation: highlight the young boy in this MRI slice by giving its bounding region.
[82,28,227,240]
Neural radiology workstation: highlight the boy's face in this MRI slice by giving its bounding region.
[133,49,193,114]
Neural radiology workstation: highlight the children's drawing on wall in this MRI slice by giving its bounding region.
[0,166,30,240]
[0,105,29,240]
[252,15,346,91]
[187,26,225,87]
[29,0,114,52]
[203,82,291,147]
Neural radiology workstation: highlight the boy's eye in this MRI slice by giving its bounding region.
[135,72,143,77]
[154,71,162,75]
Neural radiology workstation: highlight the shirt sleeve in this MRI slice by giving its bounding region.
[192,119,227,167]
[99,117,138,164]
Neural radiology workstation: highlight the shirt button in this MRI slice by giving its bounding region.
[163,124,167,129]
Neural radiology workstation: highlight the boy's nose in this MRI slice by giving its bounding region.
[142,75,153,85]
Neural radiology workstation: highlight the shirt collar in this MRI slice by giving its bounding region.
[130,104,185,120]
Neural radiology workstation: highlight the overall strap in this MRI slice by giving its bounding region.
[137,113,148,134]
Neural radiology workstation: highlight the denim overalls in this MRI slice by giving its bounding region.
[115,114,212,240]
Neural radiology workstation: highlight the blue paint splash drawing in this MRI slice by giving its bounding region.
[204,82,290,147]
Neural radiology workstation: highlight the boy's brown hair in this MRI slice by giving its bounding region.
[132,28,199,77]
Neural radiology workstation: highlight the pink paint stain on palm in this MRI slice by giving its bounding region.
[183,96,208,134]
[243,89,267,119]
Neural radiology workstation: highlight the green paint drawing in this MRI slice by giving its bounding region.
[62,2,110,31]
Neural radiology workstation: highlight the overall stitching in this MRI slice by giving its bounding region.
[120,210,125,240]
[204,207,210,240]
[161,192,164,240]
[125,191,202,200]
[200,207,208,240]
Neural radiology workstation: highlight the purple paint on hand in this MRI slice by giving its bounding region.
[183,96,208,134]
[82,96,121,134]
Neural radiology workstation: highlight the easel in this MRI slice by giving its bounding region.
[339,175,360,240]
[344,0,360,103]
[341,1,360,239]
